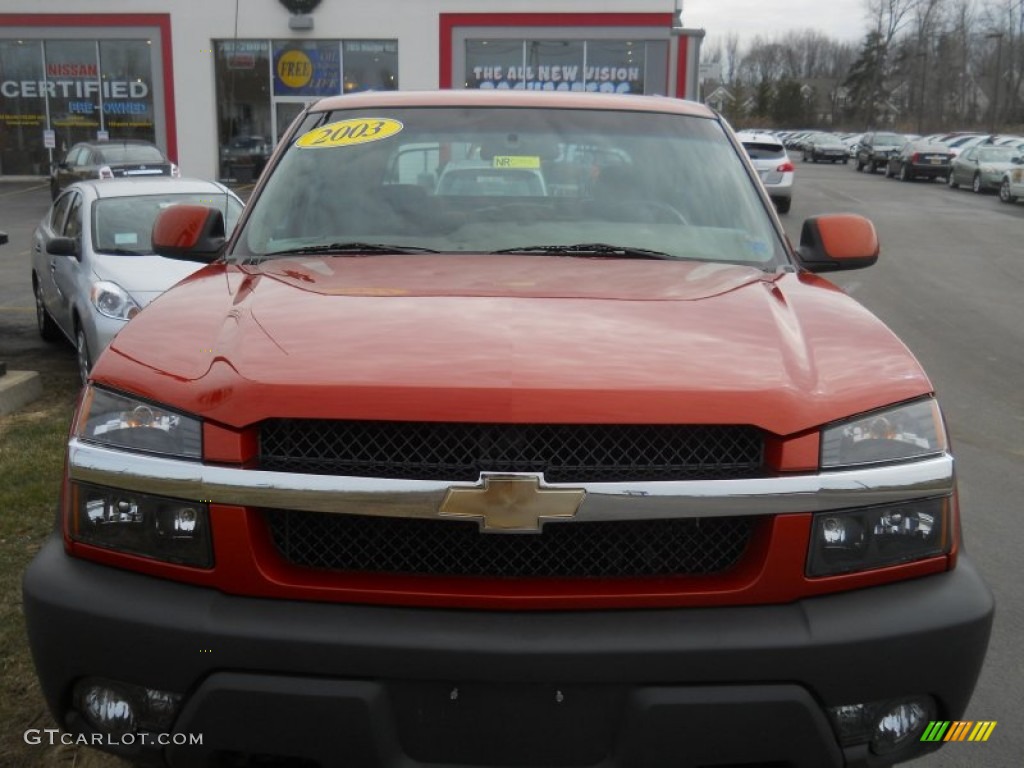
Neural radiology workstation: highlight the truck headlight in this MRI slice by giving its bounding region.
[70,482,212,567]
[807,497,950,576]
[74,386,202,459]
[820,398,946,469]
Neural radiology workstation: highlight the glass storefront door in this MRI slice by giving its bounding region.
[274,101,306,144]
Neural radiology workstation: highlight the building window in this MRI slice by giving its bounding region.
[342,40,398,93]
[215,40,272,181]
[464,39,666,94]
[0,37,156,175]
[214,39,398,180]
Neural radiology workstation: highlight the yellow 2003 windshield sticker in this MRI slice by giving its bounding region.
[296,118,403,148]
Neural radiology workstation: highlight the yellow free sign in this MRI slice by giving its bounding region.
[277,50,313,89]
[492,156,541,169]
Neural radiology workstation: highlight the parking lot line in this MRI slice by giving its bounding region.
[0,183,48,198]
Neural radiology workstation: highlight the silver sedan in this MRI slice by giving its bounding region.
[31,177,244,382]
[948,145,1023,193]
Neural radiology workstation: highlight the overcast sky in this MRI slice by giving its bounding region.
[683,0,871,48]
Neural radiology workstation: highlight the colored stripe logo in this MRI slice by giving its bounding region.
[921,721,997,742]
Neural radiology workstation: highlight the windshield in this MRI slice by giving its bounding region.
[233,107,786,269]
[93,192,244,255]
[96,145,166,164]
[741,141,785,160]
[874,133,903,145]
[977,147,1019,163]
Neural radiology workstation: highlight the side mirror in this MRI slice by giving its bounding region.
[152,205,226,263]
[46,236,79,258]
[796,214,879,273]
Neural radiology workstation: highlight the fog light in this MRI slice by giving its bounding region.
[76,681,137,735]
[872,698,933,755]
[827,696,935,752]
[74,678,182,734]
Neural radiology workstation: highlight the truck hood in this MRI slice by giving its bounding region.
[99,255,932,435]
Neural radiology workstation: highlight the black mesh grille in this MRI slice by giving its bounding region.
[259,421,764,482]
[265,510,755,578]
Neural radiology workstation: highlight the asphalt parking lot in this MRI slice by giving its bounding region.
[1,179,63,366]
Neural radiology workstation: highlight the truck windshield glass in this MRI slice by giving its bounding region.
[234,107,785,268]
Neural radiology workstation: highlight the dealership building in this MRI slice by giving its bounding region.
[0,1,704,181]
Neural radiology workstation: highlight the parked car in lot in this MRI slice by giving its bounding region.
[854,132,905,173]
[23,90,992,768]
[50,139,179,199]
[884,140,954,182]
[948,145,1024,193]
[783,130,814,151]
[999,165,1024,203]
[941,133,990,157]
[802,132,849,163]
[845,132,865,158]
[31,178,244,382]
[436,158,548,196]
[736,130,794,213]
[220,134,273,181]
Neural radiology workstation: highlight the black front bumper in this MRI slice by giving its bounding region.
[23,535,994,768]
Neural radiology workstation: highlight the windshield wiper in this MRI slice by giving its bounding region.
[489,243,678,260]
[259,242,441,260]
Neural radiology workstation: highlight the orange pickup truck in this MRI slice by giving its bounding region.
[24,91,992,768]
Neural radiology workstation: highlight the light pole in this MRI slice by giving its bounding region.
[985,32,1004,133]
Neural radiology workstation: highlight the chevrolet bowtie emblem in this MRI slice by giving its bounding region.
[439,475,585,533]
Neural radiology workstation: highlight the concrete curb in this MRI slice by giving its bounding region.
[0,370,43,416]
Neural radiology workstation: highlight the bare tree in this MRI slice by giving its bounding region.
[856,0,925,125]
[910,0,946,131]
[724,32,741,85]
[979,0,1023,126]
[696,1,1022,131]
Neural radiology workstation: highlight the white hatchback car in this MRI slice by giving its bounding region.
[736,132,795,214]
[31,177,244,382]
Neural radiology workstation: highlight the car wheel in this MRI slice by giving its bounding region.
[972,173,983,194]
[842,158,848,164]
[855,159,864,172]
[774,197,791,214]
[899,164,911,182]
[33,279,62,343]
[948,173,959,189]
[75,324,92,385]
[1000,179,1018,204]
